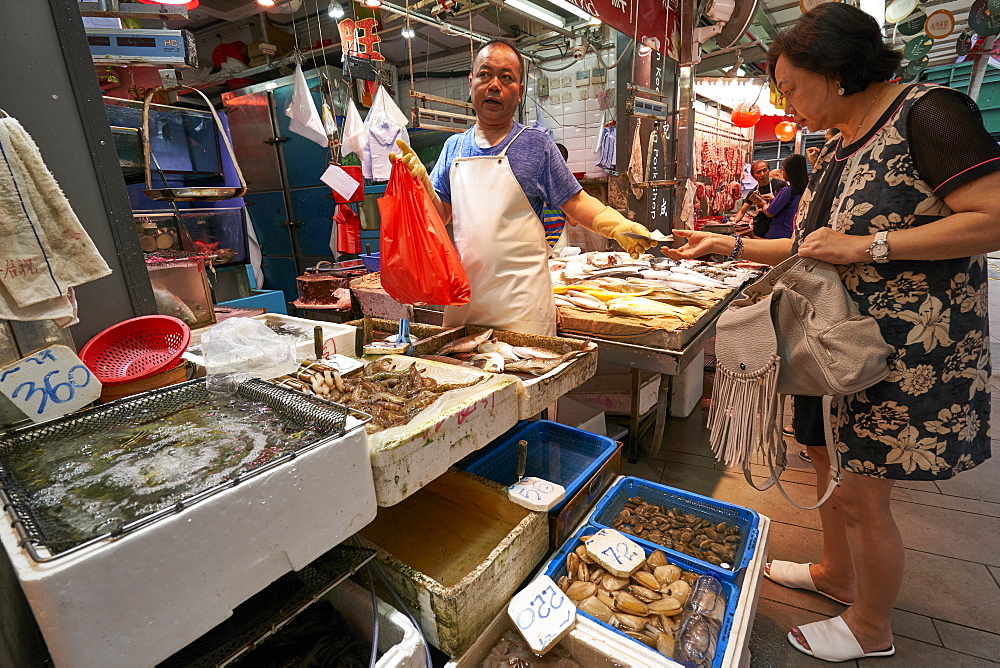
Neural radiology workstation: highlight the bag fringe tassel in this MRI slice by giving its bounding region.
[708,355,782,467]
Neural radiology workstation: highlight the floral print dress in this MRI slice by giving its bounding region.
[793,85,993,480]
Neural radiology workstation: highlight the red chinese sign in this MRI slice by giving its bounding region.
[562,0,681,60]
[338,17,385,61]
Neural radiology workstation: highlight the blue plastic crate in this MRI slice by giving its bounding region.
[359,252,380,273]
[457,421,617,514]
[544,523,738,668]
[590,477,759,579]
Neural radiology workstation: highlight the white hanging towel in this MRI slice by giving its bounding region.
[0,113,111,315]
[243,206,264,290]
[284,64,329,147]
[341,98,368,158]
[362,85,409,181]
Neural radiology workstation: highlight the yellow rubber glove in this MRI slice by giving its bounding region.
[591,206,655,259]
[389,138,435,198]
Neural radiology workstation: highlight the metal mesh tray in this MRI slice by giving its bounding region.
[158,543,376,668]
[0,378,362,562]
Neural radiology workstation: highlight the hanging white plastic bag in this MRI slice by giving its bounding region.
[202,318,299,395]
[341,98,368,158]
[285,64,328,147]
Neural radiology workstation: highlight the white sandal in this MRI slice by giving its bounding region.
[764,560,851,606]
[789,615,895,662]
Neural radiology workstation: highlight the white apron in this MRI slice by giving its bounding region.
[442,127,557,336]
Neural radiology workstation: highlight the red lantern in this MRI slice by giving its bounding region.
[731,102,761,128]
[775,120,797,142]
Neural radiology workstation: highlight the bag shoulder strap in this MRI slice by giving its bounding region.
[744,395,842,510]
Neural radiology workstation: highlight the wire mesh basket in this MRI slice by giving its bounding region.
[0,378,359,562]
[159,543,376,668]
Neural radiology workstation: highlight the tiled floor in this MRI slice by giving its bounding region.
[617,257,1000,666]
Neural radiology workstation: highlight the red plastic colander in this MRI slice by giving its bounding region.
[79,315,191,385]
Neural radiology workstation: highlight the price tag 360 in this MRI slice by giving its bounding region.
[585,528,645,577]
[0,345,101,423]
[508,476,566,512]
[507,575,576,655]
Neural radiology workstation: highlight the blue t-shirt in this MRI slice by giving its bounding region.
[763,186,801,239]
[429,123,582,221]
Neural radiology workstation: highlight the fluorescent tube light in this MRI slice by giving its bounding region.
[506,0,565,29]
[544,0,594,22]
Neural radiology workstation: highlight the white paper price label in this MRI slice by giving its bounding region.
[508,476,566,512]
[0,345,101,423]
[507,575,576,654]
[585,528,644,577]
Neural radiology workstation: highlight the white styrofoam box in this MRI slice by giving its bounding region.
[669,348,705,418]
[0,423,377,668]
[447,608,680,667]
[251,313,357,358]
[367,356,519,507]
[568,366,660,416]
[360,471,549,657]
[188,314,356,360]
[324,578,427,668]
[556,395,606,435]
[721,514,769,668]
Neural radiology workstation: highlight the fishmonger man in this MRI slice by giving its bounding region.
[391,39,654,336]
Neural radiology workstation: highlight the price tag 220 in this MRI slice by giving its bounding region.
[585,528,644,577]
[507,575,576,654]
[0,345,101,423]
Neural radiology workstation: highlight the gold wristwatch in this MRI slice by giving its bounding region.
[867,230,890,263]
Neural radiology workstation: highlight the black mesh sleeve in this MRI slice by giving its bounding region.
[908,88,1000,198]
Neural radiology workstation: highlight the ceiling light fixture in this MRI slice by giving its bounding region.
[328,0,345,17]
[506,0,565,29]
[402,27,416,38]
[137,0,192,5]
[361,0,383,8]
[544,0,594,22]
[257,0,276,6]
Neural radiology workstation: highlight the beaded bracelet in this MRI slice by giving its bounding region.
[728,234,744,262]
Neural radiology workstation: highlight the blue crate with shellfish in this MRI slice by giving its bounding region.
[589,477,759,580]
[457,420,618,515]
[544,522,738,667]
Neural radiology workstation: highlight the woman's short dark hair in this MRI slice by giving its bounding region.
[782,153,808,195]
[767,3,902,96]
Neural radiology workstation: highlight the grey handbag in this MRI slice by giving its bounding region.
[708,256,892,509]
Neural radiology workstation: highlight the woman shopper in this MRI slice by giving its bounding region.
[758,153,807,239]
[665,3,1000,662]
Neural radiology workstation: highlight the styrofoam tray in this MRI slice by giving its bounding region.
[188,314,356,360]
[447,607,678,667]
[412,327,597,419]
[0,423,377,668]
[366,356,519,507]
[324,578,427,668]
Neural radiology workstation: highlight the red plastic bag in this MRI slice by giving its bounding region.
[378,160,470,306]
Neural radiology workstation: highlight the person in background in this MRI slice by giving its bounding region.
[664,3,1000,661]
[769,168,784,181]
[758,153,808,239]
[807,127,841,168]
[732,159,787,235]
[541,143,571,250]
[390,39,653,336]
